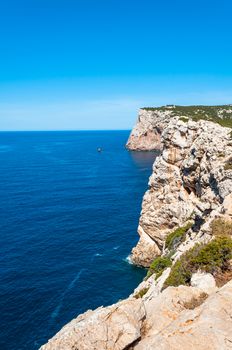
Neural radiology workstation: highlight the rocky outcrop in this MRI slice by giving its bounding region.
[131,116,232,266]
[126,108,171,150]
[126,105,232,151]
[41,274,232,350]
[135,279,232,350]
[40,298,145,350]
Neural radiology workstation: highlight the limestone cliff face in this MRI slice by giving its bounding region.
[41,106,232,350]
[130,113,232,266]
[126,108,171,150]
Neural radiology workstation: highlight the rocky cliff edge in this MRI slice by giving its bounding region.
[41,105,232,350]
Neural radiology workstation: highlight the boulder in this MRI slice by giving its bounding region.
[191,272,217,294]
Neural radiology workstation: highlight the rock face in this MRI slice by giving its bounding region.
[191,272,217,294]
[130,112,232,266]
[40,298,145,350]
[126,105,232,151]
[126,108,171,151]
[135,280,232,350]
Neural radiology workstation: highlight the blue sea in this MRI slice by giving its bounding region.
[0,131,158,350]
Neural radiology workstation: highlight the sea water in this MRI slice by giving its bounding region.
[0,131,158,349]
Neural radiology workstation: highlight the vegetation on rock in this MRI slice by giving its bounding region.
[183,292,208,310]
[142,105,232,128]
[179,116,189,123]
[163,236,232,289]
[165,222,193,251]
[134,287,149,299]
[146,256,172,280]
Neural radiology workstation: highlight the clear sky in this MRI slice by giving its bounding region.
[1,0,232,130]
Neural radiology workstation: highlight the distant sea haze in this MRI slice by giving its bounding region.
[0,131,158,350]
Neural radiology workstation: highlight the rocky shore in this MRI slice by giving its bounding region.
[41,105,232,350]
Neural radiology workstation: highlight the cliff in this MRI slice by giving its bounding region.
[130,106,232,267]
[126,105,232,151]
[41,105,232,350]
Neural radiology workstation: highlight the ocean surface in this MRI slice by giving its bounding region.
[0,131,158,350]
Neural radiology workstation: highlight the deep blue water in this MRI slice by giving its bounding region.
[0,131,158,350]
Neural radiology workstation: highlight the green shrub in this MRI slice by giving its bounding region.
[163,236,232,289]
[179,117,189,123]
[165,222,193,251]
[134,287,149,299]
[211,218,232,237]
[147,256,172,280]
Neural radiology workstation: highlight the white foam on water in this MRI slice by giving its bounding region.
[124,255,133,265]
[90,253,103,263]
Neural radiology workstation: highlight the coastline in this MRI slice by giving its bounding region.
[41,105,232,350]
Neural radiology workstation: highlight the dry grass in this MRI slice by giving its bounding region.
[224,157,232,171]
[183,292,208,310]
[211,218,232,237]
[215,269,232,287]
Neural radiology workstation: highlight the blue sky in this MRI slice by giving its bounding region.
[1,0,232,130]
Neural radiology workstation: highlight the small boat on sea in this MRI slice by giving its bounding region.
[97,147,102,152]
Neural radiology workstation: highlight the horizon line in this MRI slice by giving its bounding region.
[0,129,132,132]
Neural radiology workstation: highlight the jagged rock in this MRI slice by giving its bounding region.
[223,194,232,220]
[191,272,217,294]
[132,267,171,300]
[142,267,171,300]
[134,284,208,350]
[130,112,232,266]
[131,227,161,267]
[126,109,172,150]
[135,280,232,350]
[41,279,232,350]
[40,298,145,350]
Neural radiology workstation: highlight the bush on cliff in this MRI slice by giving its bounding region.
[165,222,193,251]
[134,287,149,299]
[163,236,232,289]
[147,256,172,279]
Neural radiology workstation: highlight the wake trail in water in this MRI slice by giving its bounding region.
[50,268,85,322]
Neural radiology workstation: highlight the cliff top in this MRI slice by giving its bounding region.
[142,105,232,128]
